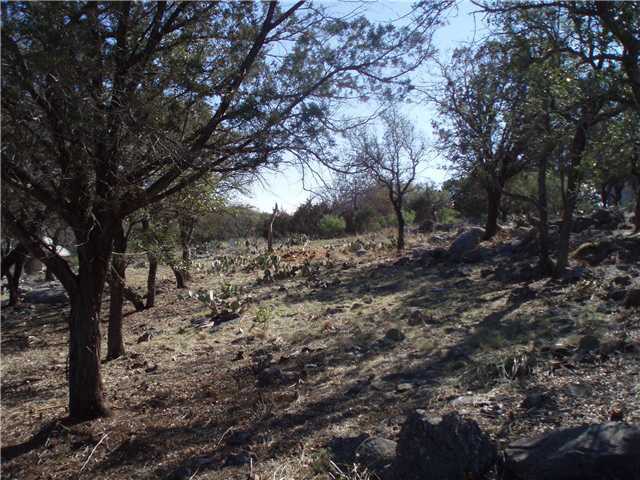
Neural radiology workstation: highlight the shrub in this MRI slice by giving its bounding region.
[318,214,346,238]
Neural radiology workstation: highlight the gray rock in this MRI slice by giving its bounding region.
[502,422,640,480]
[612,275,632,287]
[355,437,397,472]
[520,392,549,410]
[599,338,627,357]
[624,289,640,308]
[392,411,496,480]
[566,383,591,398]
[385,328,405,342]
[608,289,628,302]
[448,228,485,257]
[327,434,370,464]
[396,383,414,392]
[23,288,68,305]
[168,466,192,480]
[577,334,600,353]
[256,367,284,387]
[572,240,615,266]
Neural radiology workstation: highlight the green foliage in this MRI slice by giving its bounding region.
[184,287,252,321]
[252,304,274,332]
[318,214,347,238]
[258,254,299,282]
[438,207,462,224]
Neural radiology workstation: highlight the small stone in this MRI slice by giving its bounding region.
[396,383,414,392]
[577,334,600,353]
[227,430,251,446]
[355,437,397,472]
[520,392,548,410]
[451,395,476,407]
[223,451,252,467]
[385,328,405,342]
[566,383,591,398]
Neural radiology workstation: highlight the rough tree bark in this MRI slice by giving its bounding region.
[484,187,502,240]
[1,244,28,307]
[555,121,588,275]
[146,253,158,308]
[537,149,554,275]
[172,266,187,289]
[107,222,127,360]
[67,220,113,420]
[392,197,406,251]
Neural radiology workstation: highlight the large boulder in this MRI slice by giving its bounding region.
[572,208,625,233]
[591,208,625,230]
[393,411,497,480]
[448,228,485,257]
[571,240,615,266]
[502,422,640,480]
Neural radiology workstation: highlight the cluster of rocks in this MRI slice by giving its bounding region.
[329,411,640,480]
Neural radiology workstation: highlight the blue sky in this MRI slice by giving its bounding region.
[236,0,487,213]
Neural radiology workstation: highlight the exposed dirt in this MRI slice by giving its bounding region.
[1,227,639,480]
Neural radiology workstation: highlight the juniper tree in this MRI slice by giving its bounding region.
[1,1,451,420]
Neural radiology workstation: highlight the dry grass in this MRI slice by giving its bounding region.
[2,229,639,479]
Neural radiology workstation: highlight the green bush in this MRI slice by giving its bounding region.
[403,208,416,225]
[439,207,462,224]
[318,214,346,238]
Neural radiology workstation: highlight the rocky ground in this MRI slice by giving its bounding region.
[1,213,639,479]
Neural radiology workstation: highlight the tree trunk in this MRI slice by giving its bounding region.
[537,151,554,275]
[2,244,28,307]
[146,253,158,308]
[107,224,127,360]
[555,122,588,276]
[394,204,405,251]
[613,183,623,207]
[178,219,194,283]
[45,267,55,281]
[267,203,278,253]
[6,260,24,307]
[600,183,609,208]
[172,265,187,289]
[6,214,112,421]
[484,187,502,240]
[122,285,145,311]
[634,187,640,234]
[68,287,110,420]
[66,226,112,420]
